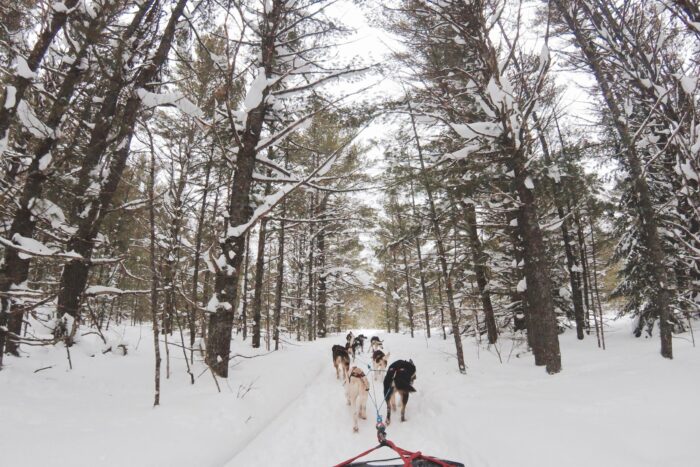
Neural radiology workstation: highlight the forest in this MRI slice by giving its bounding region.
[1,1,699,466]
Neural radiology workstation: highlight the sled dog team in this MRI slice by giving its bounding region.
[331,331,417,432]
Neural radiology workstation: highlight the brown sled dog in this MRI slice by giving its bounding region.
[332,345,350,381]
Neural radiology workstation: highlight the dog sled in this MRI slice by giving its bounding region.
[334,418,464,467]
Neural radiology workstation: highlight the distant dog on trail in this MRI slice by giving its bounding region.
[351,339,362,361]
[332,345,350,381]
[345,366,369,432]
[346,331,354,346]
[383,359,417,425]
[372,350,390,381]
[370,336,383,352]
[352,334,367,354]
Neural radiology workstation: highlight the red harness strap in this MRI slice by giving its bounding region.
[333,439,454,467]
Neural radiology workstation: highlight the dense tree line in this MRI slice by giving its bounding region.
[0,0,697,394]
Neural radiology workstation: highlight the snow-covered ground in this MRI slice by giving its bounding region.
[1,318,698,467]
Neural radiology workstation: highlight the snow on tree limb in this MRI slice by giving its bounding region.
[227,123,371,239]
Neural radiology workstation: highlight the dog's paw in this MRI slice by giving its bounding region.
[353,426,359,433]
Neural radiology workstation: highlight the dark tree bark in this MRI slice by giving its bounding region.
[533,114,586,340]
[588,210,606,350]
[272,200,286,350]
[251,215,268,349]
[55,0,188,338]
[408,180,431,337]
[206,1,285,375]
[0,4,121,361]
[148,129,161,407]
[240,232,250,340]
[408,103,466,373]
[316,194,329,338]
[400,244,415,338]
[393,205,415,337]
[513,156,562,374]
[189,156,212,354]
[306,187,318,341]
[163,148,192,336]
[462,201,498,344]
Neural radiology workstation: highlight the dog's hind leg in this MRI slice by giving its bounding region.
[351,393,359,432]
[400,391,409,422]
[384,389,393,425]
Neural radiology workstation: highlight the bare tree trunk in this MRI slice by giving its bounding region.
[436,274,447,340]
[384,269,393,333]
[251,215,268,349]
[400,245,415,338]
[534,114,586,340]
[272,201,286,350]
[189,156,212,357]
[574,206,598,345]
[149,133,161,407]
[163,150,191,336]
[394,205,415,337]
[295,234,304,341]
[462,201,498,344]
[307,190,317,341]
[316,195,329,338]
[408,103,466,373]
[239,232,250,340]
[390,250,400,333]
[588,211,606,350]
[408,180,431,337]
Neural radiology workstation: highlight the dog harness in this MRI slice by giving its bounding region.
[349,368,370,391]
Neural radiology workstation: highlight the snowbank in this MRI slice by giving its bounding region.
[0,318,698,467]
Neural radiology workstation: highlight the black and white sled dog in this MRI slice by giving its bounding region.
[351,334,367,359]
[370,336,383,352]
[383,359,417,425]
[372,350,390,381]
[332,344,350,381]
[346,331,354,346]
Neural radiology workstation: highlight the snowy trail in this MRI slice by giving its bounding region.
[224,338,395,466]
[224,333,490,466]
[2,320,699,467]
[224,327,700,467]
